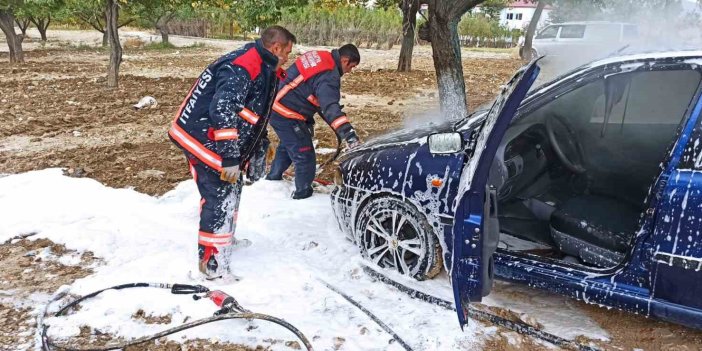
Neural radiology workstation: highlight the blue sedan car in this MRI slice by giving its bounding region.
[331,51,702,329]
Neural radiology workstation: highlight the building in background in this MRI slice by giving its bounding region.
[476,0,552,31]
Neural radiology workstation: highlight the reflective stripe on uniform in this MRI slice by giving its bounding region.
[307,95,320,107]
[273,75,307,121]
[273,102,307,120]
[276,75,304,101]
[213,128,239,141]
[198,231,233,247]
[239,108,260,124]
[330,116,350,130]
[170,78,223,171]
[169,123,222,171]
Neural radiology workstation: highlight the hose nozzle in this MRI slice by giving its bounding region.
[206,290,250,315]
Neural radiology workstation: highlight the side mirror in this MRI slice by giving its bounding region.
[428,132,463,154]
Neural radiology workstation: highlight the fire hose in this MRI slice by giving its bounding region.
[39,283,314,351]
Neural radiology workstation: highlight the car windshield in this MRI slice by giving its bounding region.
[536,26,559,39]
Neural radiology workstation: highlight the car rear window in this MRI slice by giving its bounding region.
[536,26,559,39]
[559,25,586,39]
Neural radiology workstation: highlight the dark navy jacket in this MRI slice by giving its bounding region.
[271,50,356,141]
[169,40,282,170]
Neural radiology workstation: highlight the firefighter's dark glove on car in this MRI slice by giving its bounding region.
[347,134,362,149]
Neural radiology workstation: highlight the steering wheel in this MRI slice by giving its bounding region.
[546,114,587,174]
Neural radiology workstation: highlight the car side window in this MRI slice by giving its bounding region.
[559,25,586,39]
[536,26,559,39]
[591,70,701,128]
[586,24,621,41]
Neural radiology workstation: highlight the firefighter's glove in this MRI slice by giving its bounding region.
[346,134,362,150]
[246,138,271,183]
[220,165,240,183]
[266,142,276,163]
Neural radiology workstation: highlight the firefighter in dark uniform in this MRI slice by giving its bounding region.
[169,26,296,280]
[266,44,362,199]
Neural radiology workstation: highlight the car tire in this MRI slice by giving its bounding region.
[355,196,442,280]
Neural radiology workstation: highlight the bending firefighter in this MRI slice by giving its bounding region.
[169,26,296,279]
[266,44,362,199]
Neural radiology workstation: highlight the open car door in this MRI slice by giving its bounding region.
[451,61,540,328]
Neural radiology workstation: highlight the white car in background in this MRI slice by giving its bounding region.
[526,22,640,71]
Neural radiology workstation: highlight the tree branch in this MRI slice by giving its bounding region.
[28,15,39,28]
[452,0,484,20]
[117,19,134,28]
[77,13,105,33]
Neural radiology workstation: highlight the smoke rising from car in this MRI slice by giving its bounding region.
[402,107,443,130]
[534,0,702,82]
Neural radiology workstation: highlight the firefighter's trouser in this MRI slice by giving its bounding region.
[187,157,243,275]
[268,116,316,193]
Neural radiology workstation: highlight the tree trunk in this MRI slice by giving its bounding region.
[521,1,545,60]
[40,16,50,41]
[428,3,469,120]
[38,23,48,41]
[397,0,419,72]
[156,15,170,44]
[30,16,51,41]
[102,30,108,47]
[0,10,24,64]
[106,0,122,88]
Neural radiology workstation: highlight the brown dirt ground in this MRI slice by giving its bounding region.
[0,45,520,196]
[0,237,97,349]
[2,42,701,350]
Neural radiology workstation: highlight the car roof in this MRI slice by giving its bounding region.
[546,21,637,26]
[590,50,702,67]
[529,50,702,99]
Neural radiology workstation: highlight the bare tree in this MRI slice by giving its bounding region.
[0,1,25,64]
[397,0,420,72]
[106,0,122,88]
[426,0,485,120]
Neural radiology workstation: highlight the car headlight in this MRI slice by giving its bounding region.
[333,167,344,187]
